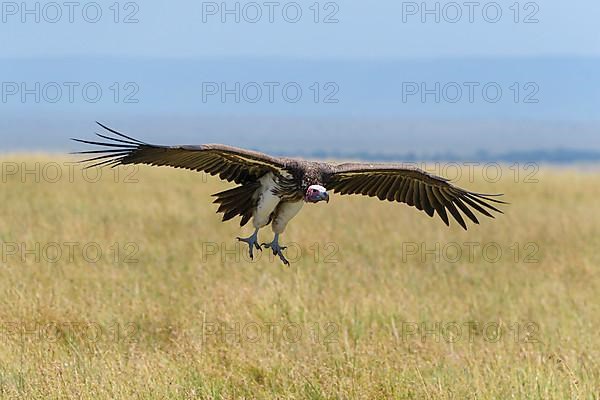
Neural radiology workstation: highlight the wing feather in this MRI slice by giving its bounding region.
[446,201,467,230]
[344,176,365,194]
[385,177,402,202]
[460,195,495,218]
[430,187,450,226]
[353,176,373,194]
[325,162,506,230]
[454,198,480,225]
[405,181,416,206]
[397,178,411,202]
[376,176,394,200]
[72,122,290,184]
[426,186,447,225]
[419,182,435,217]
[363,175,383,197]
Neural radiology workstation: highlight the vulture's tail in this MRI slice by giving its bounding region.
[212,182,260,227]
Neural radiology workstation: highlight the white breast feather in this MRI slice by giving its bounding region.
[253,173,281,227]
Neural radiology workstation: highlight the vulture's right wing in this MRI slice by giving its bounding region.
[72,122,289,184]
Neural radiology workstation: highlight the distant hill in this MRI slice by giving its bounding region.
[282,148,600,164]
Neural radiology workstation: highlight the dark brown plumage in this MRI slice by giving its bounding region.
[73,122,506,232]
[212,182,260,226]
[324,163,505,230]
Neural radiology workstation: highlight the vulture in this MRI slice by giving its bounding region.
[73,123,506,265]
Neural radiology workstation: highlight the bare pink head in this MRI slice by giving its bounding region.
[304,185,329,203]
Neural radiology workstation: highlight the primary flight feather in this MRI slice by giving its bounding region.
[73,122,506,265]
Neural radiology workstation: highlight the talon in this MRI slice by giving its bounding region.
[237,229,260,260]
[261,234,290,265]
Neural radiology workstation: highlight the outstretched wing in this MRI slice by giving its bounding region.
[72,122,289,184]
[325,162,506,230]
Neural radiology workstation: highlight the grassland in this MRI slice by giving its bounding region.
[0,156,599,399]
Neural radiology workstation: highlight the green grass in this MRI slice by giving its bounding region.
[0,156,599,399]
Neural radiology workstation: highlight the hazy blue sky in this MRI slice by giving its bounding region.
[1,0,598,59]
[1,1,599,154]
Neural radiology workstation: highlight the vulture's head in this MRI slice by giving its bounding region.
[305,184,329,204]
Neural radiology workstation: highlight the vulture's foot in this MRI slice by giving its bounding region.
[237,229,261,260]
[261,234,289,266]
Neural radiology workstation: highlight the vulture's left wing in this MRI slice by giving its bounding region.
[325,162,506,230]
[72,122,289,184]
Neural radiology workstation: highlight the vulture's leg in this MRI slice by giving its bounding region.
[237,174,282,260]
[261,201,304,266]
[262,233,289,266]
[237,228,261,260]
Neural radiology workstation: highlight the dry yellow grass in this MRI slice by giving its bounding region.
[0,156,599,399]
